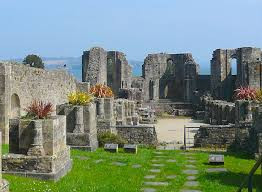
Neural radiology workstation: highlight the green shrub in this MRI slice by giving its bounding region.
[98,132,127,147]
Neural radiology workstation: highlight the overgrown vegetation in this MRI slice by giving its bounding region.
[68,92,94,105]
[90,84,114,98]
[98,132,127,147]
[24,100,54,119]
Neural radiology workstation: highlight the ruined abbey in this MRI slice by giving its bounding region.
[0,46,261,190]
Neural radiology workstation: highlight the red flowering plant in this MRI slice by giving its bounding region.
[25,100,54,119]
[233,86,257,101]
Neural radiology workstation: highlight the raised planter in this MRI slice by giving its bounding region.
[3,115,72,181]
[57,103,98,151]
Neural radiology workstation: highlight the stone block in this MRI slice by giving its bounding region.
[104,144,118,153]
[124,144,137,154]
[208,154,224,165]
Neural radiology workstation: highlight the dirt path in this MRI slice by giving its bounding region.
[155,118,207,145]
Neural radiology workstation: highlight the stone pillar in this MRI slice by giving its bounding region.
[0,63,11,144]
[130,101,135,116]
[27,120,45,156]
[258,133,262,155]
[0,132,9,191]
[104,98,114,120]
[235,100,253,125]
[96,98,105,118]
[73,106,84,133]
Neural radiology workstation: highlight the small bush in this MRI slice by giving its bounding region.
[25,100,54,119]
[68,92,93,105]
[89,84,114,98]
[98,132,127,147]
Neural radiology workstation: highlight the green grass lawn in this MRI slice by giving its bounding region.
[2,145,262,192]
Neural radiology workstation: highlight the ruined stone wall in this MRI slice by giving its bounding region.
[82,48,132,96]
[142,53,198,102]
[0,62,77,143]
[211,47,262,101]
[116,125,157,145]
[107,51,132,95]
[82,47,107,86]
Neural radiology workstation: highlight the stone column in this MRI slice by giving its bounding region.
[96,98,105,118]
[73,106,84,133]
[27,120,45,156]
[104,98,114,120]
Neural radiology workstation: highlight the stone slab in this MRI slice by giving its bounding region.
[132,164,142,168]
[124,144,137,154]
[112,162,127,166]
[150,169,161,173]
[208,154,224,165]
[206,168,227,173]
[183,169,199,175]
[152,164,165,167]
[185,165,196,169]
[95,159,104,164]
[142,188,157,192]
[184,181,199,187]
[144,181,169,186]
[104,144,118,153]
[187,176,197,180]
[166,159,176,163]
[166,175,177,179]
[144,175,156,179]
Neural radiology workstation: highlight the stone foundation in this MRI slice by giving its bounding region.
[4,116,72,181]
[2,147,72,181]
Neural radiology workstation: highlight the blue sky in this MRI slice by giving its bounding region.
[0,0,262,65]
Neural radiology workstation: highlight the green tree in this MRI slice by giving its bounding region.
[23,54,44,69]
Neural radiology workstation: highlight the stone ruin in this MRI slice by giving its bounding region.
[211,47,262,101]
[1,46,262,182]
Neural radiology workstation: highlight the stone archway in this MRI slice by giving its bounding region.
[11,93,20,118]
[159,59,175,99]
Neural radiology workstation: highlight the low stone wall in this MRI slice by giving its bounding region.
[203,98,235,125]
[116,125,157,145]
[194,125,236,147]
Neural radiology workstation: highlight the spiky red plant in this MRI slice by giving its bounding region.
[234,86,257,101]
[25,100,54,119]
